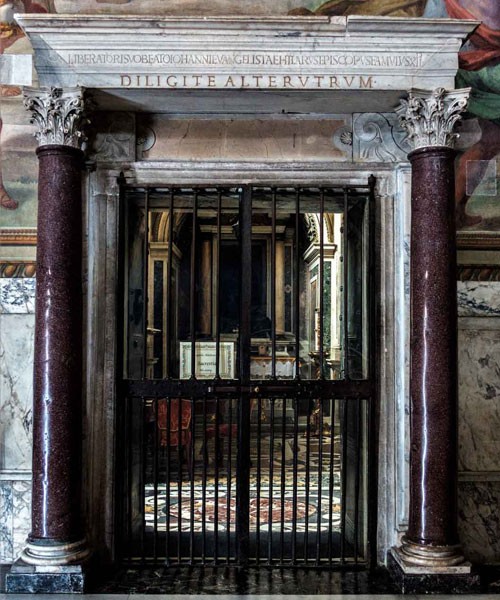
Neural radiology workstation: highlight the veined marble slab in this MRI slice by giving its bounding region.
[0,314,34,471]
[458,328,500,472]
[457,282,500,318]
[0,279,35,315]
[0,481,13,562]
[459,481,500,564]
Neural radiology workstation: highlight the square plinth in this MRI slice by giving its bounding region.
[388,548,480,594]
[5,560,87,594]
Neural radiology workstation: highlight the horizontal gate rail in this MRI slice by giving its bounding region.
[120,379,374,399]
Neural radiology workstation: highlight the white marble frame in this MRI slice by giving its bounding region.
[84,158,409,564]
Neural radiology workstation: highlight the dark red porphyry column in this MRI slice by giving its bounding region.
[393,87,470,572]
[21,87,90,567]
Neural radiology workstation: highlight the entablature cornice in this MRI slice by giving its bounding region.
[15,14,478,101]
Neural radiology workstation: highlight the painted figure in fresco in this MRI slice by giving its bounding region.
[425,0,500,227]
[289,0,427,17]
[0,0,47,210]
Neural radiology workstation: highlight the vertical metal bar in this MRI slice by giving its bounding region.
[291,396,299,565]
[177,398,182,564]
[142,189,149,380]
[340,398,348,563]
[280,398,286,564]
[319,188,325,379]
[327,397,336,564]
[190,397,195,564]
[226,398,233,564]
[202,397,208,565]
[343,188,349,379]
[271,187,277,379]
[256,396,262,564]
[153,397,159,562]
[294,189,300,379]
[214,397,220,564]
[190,191,199,379]
[165,397,172,565]
[126,395,132,562]
[315,399,324,565]
[140,397,146,561]
[267,398,275,564]
[354,398,361,564]
[304,393,312,563]
[166,189,174,378]
[237,185,252,566]
[215,189,222,379]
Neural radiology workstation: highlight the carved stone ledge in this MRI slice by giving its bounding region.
[396,87,470,151]
[23,87,89,149]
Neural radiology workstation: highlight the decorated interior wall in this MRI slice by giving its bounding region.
[1,0,500,565]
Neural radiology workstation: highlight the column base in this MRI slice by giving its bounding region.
[5,560,87,594]
[389,548,480,594]
[5,539,92,593]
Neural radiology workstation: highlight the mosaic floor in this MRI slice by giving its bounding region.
[145,432,342,533]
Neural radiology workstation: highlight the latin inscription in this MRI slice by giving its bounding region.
[119,73,375,89]
[62,50,426,90]
[67,51,424,69]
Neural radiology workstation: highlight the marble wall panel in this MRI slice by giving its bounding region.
[457,282,500,317]
[137,115,352,162]
[458,328,500,473]
[0,481,13,562]
[0,314,34,471]
[0,279,35,314]
[459,481,500,564]
[11,480,30,560]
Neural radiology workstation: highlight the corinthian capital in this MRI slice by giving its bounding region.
[23,87,89,149]
[396,88,470,151]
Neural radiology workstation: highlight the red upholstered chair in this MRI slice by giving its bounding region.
[157,398,193,477]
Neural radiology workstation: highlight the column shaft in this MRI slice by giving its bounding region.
[406,146,458,548]
[31,145,84,543]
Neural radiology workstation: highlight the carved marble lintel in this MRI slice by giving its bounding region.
[23,87,89,149]
[396,87,470,151]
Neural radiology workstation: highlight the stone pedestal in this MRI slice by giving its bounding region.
[390,88,474,592]
[5,88,90,594]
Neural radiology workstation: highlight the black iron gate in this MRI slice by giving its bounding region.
[116,181,376,567]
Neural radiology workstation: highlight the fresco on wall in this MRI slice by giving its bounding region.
[0,0,500,239]
[52,0,425,16]
[0,1,47,224]
[423,0,500,234]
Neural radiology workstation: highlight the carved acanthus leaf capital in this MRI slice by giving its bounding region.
[23,87,89,149]
[396,87,470,151]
